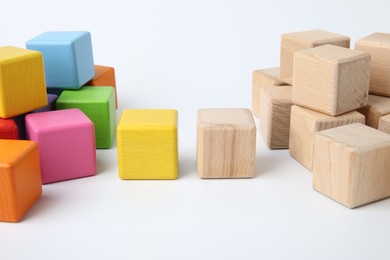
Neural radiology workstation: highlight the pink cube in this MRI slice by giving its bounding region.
[25,108,96,184]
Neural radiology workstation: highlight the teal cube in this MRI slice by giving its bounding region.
[56,87,116,149]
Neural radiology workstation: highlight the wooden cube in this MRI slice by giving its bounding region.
[85,65,118,109]
[117,109,178,180]
[313,123,390,208]
[259,85,292,149]
[25,108,96,184]
[355,33,390,96]
[26,31,94,88]
[56,86,116,149]
[32,94,58,113]
[0,46,47,118]
[0,140,42,222]
[293,45,370,116]
[280,29,350,84]
[252,67,287,117]
[289,105,365,171]
[378,114,390,134]
[0,118,18,139]
[197,108,256,178]
[358,94,390,128]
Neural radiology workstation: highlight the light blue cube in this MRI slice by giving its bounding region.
[26,31,94,89]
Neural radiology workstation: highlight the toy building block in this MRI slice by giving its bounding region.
[0,118,18,139]
[280,29,350,84]
[117,109,178,180]
[379,114,390,134]
[293,44,370,116]
[289,105,365,171]
[25,108,96,184]
[0,46,47,118]
[355,33,390,96]
[259,85,292,149]
[56,86,116,149]
[0,139,42,222]
[85,65,118,109]
[197,108,256,178]
[358,94,390,128]
[33,94,58,113]
[252,67,287,117]
[313,123,390,208]
[26,31,94,88]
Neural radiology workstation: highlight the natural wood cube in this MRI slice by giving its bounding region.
[197,108,256,178]
[252,67,287,117]
[355,33,390,96]
[313,123,390,208]
[378,114,390,134]
[0,140,42,222]
[293,44,370,116]
[289,105,365,171]
[280,29,350,84]
[259,85,292,149]
[358,94,390,129]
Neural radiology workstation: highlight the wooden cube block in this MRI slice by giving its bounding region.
[85,65,118,109]
[0,140,42,222]
[197,108,256,178]
[378,114,390,134]
[358,94,390,128]
[280,29,350,84]
[252,67,287,117]
[32,94,58,113]
[26,31,94,88]
[117,109,178,180]
[0,118,18,139]
[289,105,365,171]
[355,33,390,96]
[25,108,96,184]
[313,123,390,208]
[293,45,370,116]
[56,86,116,149]
[259,85,292,149]
[0,46,47,118]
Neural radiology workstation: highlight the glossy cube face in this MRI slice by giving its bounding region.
[25,109,96,184]
[0,46,47,118]
[117,109,178,180]
[56,87,116,149]
[0,140,42,222]
[26,31,94,88]
[0,118,18,139]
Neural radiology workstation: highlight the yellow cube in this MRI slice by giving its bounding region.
[0,46,47,118]
[117,109,178,180]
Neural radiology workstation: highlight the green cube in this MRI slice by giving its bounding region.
[56,86,116,149]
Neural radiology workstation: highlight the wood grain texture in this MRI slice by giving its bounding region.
[197,108,256,178]
[280,29,350,84]
[289,105,365,171]
[358,94,390,128]
[378,114,390,134]
[293,44,370,116]
[355,33,390,96]
[313,123,390,208]
[117,109,178,180]
[252,67,287,117]
[259,85,292,149]
[0,46,47,118]
[0,140,42,222]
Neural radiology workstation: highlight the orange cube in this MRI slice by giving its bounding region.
[0,140,42,222]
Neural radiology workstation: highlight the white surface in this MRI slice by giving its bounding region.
[1,1,390,259]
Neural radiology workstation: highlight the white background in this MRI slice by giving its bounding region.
[1,1,390,259]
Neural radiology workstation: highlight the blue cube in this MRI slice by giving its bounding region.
[26,31,95,89]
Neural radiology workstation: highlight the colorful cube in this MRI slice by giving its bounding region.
[25,108,96,184]
[117,109,178,180]
[33,94,58,113]
[197,108,256,178]
[26,31,94,88]
[56,86,116,149]
[0,139,42,222]
[0,118,18,139]
[0,46,47,118]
